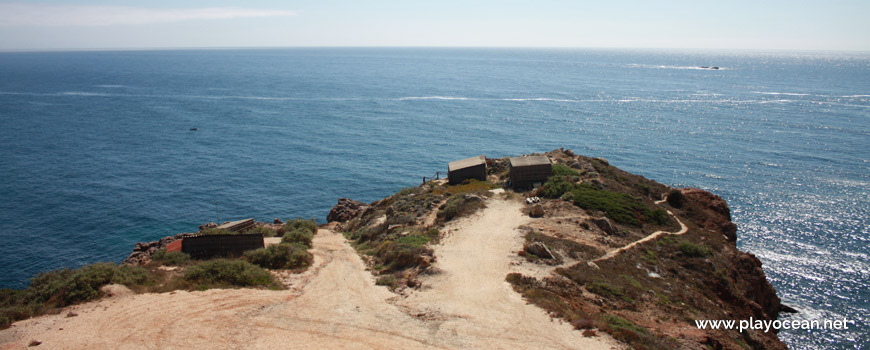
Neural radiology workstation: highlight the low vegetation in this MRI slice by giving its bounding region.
[279,218,318,238]
[244,243,313,270]
[437,194,486,221]
[245,226,277,237]
[571,184,653,226]
[0,222,318,329]
[551,163,580,177]
[151,249,191,266]
[0,263,152,329]
[183,259,278,289]
[678,240,712,257]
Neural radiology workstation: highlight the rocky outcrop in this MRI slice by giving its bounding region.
[529,204,544,217]
[123,233,195,266]
[676,187,738,241]
[590,217,615,235]
[327,198,371,223]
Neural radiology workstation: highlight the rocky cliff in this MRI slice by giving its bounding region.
[331,149,788,350]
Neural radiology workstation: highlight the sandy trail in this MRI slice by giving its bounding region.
[398,196,617,349]
[1,197,618,349]
[593,209,688,262]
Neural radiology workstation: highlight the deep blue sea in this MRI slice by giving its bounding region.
[0,48,867,348]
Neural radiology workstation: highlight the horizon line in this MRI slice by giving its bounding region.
[2,45,869,54]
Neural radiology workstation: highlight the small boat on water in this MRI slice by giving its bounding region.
[699,66,720,70]
[190,127,198,131]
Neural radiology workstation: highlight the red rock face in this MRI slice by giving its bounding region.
[679,188,738,241]
[326,198,371,223]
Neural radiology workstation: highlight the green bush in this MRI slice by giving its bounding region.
[586,282,625,299]
[376,241,430,270]
[571,184,649,226]
[245,226,278,237]
[603,314,648,334]
[183,259,275,287]
[437,194,484,221]
[552,163,580,177]
[649,209,670,225]
[281,218,317,236]
[395,234,430,248]
[244,243,313,269]
[281,227,314,248]
[539,176,575,198]
[151,249,190,265]
[28,263,151,307]
[678,241,711,257]
[375,275,398,289]
[0,289,30,329]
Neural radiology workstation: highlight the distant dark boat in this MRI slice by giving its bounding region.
[190,128,198,131]
[699,66,720,70]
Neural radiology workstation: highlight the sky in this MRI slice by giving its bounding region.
[0,0,868,51]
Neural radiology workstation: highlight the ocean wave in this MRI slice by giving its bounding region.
[752,91,810,96]
[502,98,578,102]
[842,95,870,98]
[93,85,126,88]
[627,64,727,70]
[60,91,113,96]
[398,96,474,101]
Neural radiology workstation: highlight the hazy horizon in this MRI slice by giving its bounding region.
[0,1,868,51]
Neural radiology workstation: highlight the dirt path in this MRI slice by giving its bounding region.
[397,196,618,350]
[1,207,618,350]
[593,209,688,263]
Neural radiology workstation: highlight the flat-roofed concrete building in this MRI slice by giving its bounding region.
[448,155,487,185]
[509,155,552,189]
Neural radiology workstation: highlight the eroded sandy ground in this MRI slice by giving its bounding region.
[0,196,619,350]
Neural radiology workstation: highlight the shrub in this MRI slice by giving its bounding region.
[376,241,431,270]
[244,243,313,269]
[0,289,30,329]
[375,275,397,289]
[395,234,430,248]
[539,176,575,198]
[678,241,711,257]
[183,259,275,287]
[666,189,684,208]
[649,209,670,225]
[602,314,647,334]
[151,249,190,265]
[281,227,314,248]
[281,218,317,237]
[552,163,580,177]
[245,226,277,237]
[571,184,649,226]
[586,282,624,299]
[437,194,484,221]
[28,263,151,307]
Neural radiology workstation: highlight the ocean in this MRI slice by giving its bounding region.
[0,48,867,348]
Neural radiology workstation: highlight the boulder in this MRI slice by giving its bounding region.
[529,204,545,217]
[525,242,554,259]
[590,217,615,235]
[327,198,371,223]
[273,218,284,225]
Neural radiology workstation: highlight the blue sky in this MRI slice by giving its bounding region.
[0,0,867,51]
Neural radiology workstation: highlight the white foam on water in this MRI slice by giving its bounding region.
[398,96,473,101]
[752,91,811,96]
